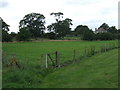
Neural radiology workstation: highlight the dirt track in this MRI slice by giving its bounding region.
[2,40,81,43]
[48,40,81,41]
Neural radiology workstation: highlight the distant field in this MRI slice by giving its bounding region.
[63,36,81,40]
[2,40,118,88]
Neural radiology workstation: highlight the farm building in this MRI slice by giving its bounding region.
[94,27,107,34]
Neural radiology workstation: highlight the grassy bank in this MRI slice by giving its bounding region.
[41,49,118,88]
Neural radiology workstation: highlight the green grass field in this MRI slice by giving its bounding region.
[2,40,118,88]
[41,49,118,88]
[2,40,118,64]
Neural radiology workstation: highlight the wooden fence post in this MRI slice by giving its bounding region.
[55,51,60,67]
[46,54,48,68]
[48,54,55,66]
[7,54,21,68]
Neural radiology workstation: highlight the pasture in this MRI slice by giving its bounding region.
[2,40,118,88]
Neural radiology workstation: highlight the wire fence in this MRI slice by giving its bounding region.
[2,41,119,69]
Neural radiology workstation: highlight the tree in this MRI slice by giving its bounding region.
[74,25,95,40]
[50,12,63,22]
[95,32,114,40]
[10,32,17,38]
[19,13,45,39]
[17,27,31,41]
[2,30,12,42]
[118,29,120,33]
[57,18,72,37]
[47,23,56,33]
[63,18,73,26]
[0,17,9,32]
[117,34,120,39]
[47,18,73,38]
[0,17,12,42]
[48,12,72,38]
[107,26,117,34]
[45,32,56,39]
[82,29,95,41]
[74,25,90,36]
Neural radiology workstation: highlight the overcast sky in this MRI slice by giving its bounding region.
[0,0,119,33]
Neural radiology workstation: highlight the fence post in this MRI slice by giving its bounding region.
[48,54,55,66]
[55,51,60,68]
[11,54,16,66]
[46,54,48,68]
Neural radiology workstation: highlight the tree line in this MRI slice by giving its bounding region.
[1,12,120,42]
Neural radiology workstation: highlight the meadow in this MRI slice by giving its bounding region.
[2,40,118,88]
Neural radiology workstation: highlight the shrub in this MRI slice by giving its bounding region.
[82,30,95,41]
[45,32,56,39]
[117,34,120,40]
[95,32,115,40]
[16,28,31,41]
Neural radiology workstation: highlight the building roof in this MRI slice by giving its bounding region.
[96,27,105,31]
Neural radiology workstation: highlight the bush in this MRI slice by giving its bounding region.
[45,32,56,39]
[17,28,31,41]
[95,32,115,40]
[82,30,95,41]
[116,34,120,40]
[10,32,17,39]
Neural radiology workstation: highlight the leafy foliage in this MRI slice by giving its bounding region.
[47,17,72,38]
[50,12,63,22]
[2,30,12,42]
[107,26,117,34]
[19,13,45,38]
[95,32,115,40]
[82,29,95,41]
[17,27,31,41]
[1,17,12,42]
[45,32,56,39]
[0,17,10,32]
[74,25,95,41]
[74,25,90,36]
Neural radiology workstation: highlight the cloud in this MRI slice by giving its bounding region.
[0,0,9,8]
[64,0,104,7]
[0,0,119,32]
